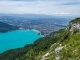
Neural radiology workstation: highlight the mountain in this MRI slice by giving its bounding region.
[0,13,77,19]
[0,22,19,32]
[0,18,80,60]
[0,13,54,19]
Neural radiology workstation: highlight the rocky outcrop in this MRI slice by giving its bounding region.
[55,46,63,54]
[67,18,80,33]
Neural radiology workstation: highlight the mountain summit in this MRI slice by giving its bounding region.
[0,18,80,60]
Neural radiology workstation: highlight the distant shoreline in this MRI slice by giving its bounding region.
[19,28,45,37]
[31,29,44,37]
[0,28,44,37]
[32,29,41,33]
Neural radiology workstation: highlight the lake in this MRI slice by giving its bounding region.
[0,29,43,53]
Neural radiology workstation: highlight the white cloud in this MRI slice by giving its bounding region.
[53,12,70,15]
[0,0,80,16]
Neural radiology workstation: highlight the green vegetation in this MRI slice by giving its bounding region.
[0,29,64,60]
[0,22,19,32]
[44,29,80,60]
[70,18,80,24]
[0,18,80,60]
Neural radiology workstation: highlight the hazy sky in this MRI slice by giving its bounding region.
[0,0,80,16]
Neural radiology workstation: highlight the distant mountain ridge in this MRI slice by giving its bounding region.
[0,13,54,19]
[0,22,19,32]
[0,13,75,19]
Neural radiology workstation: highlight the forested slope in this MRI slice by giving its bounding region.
[0,22,18,32]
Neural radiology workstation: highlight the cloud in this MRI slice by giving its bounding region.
[0,0,80,16]
[0,0,36,1]
[53,12,70,15]
[62,2,80,5]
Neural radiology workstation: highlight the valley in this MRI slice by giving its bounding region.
[0,14,73,36]
[0,0,80,60]
[0,18,80,60]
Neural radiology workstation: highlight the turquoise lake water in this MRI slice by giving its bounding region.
[0,29,43,53]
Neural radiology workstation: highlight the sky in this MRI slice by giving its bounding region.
[0,0,80,16]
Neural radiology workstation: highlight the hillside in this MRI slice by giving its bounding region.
[0,22,19,32]
[0,18,80,60]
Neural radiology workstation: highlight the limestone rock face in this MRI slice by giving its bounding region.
[67,18,80,33]
[55,46,63,54]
